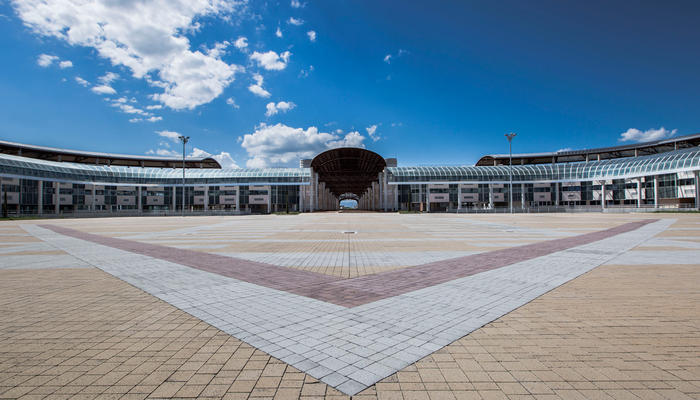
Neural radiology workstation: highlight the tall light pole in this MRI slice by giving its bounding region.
[505,133,516,214]
[178,135,190,216]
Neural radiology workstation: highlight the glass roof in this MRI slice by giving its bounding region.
[1,147,699,185]
[388,147,700,183]
[0,153,310,185]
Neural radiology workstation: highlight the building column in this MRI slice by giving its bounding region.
[554,182,559,206]
[521,183,526,209]
[457,184,462,212]
[236,187,240,213]
[137,186,142,213]
[695,171,700,210]
[55,182,60,215]
[204,186,209,212]
[418,184,422,212]
[601,181,606,209]
[172,186,177,211]
[394,184,399,211]
[637,179,642,208]
[299,185,304,212]
[426,185,430,213]
[92,184,96,211]
[37,181,43,215]
[267,187,271,214]
[654,176,659,208]
[488,185,494,209]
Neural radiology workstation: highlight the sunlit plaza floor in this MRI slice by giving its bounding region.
[1,213,699,399]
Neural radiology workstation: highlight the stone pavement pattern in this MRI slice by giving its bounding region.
[0,213,699,399]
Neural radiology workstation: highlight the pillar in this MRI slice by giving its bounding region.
[418,184,422,212]
[92,184,96,211]
[299,184,304,212]
[236,187,240,212]
[601,181,606,209]
[554,182,559,206]
[521,183,526,209]
[637,179,642,208]
[488,185,494,209]
[55,182,60,215]
[37,181,43,215]
[394,184,399,211]
[695,171,700,210]
[457,184,462,212]
[172,186,177,211]
[204,186,209,212]
[654,176,659,208]
[267,187,271,214]
[426,185,430,213]
[137,186,142,213]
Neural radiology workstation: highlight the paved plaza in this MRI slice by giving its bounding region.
[1,213,699,399]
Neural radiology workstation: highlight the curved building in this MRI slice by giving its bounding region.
[1,134,699,215]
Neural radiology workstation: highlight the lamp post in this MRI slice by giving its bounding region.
[178,135,190,216]
[505,133,516,214]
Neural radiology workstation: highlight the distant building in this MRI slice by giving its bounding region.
[1,134,699,215]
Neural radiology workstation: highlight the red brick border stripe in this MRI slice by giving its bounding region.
[41,224,342,292]
[41,219,656,307]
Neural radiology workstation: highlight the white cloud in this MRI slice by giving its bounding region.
[366,124,380,142]
[275,27,283,38]
[147,148,179,156]
[91,84,116,95]
[207,40,230,58]
[37,53,58,67]
[226,97,240,109]
[556,147,573,152]
[265,101,296,117]
[241,123,366,167]
[58,60,73,68]
[189,147,239,168]
[306,30,316,42]
[146,104,163,110]
[98,72,119,84]
[619,127,677,143]
[75,76,89,87]
[14,0,244,110]
[156,130,182,143]
[290,0,304,8]
[234,36,248,49]
[146,116,162,122]
[250,50,291,71]
[111,102,147,115]
[287,17,304,26]
[383,54,392,64]
[384,49,408,64]
[248,73,271,98]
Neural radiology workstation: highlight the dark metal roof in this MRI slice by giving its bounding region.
[475,133,700,166]
[0,139,221,169]
[311,147,386,196]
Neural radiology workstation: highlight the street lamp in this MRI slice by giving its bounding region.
[178,135,190,216]
[505,133,516,214]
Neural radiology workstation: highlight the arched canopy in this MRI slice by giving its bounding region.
[311,147,386,196]
[339,192,360,201]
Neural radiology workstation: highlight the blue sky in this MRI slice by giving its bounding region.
[1,0,699,168]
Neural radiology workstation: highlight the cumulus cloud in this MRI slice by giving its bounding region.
[241,123,366,167]
[58,60,73,68]
[250,50,291,71]
[156,130,182,142]
[91,85,116,95]
[146,104,163,110]
[275,27,283,38]
[306,30,316,42]
[14,0,244,110]
[619,127,677,143]
[383,54,391,64]
[248,73,271,98]
[190,147,239,168]
[74,76,89,87]
[226,97,240,109]
[287,17,304,26]
[265,101,295,116]
[290,0,304,8]
[37,53,58,67]
[366,124,380,142]
[233,36,248,50]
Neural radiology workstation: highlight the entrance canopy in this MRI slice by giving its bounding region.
[311,147,386,196]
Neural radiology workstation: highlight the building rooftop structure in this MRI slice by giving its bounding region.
[0,140,222,169]
[475,133,700,166]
